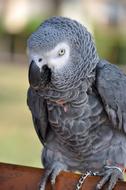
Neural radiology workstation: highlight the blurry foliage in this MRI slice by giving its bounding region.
[22,17,46,37]
[0,20,6,35]
[0,16,45,35]
[94,25,126,65]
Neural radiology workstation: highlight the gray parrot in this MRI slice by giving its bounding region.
[27,17,126,190]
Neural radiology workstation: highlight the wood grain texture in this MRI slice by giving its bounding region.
[0,162,126,190]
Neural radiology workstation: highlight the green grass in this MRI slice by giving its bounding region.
[0,63,42,167]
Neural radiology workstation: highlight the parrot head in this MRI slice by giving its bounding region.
[27,17,99,90]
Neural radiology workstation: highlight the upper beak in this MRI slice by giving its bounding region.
[28,60,41,89]
[28,61,52,89]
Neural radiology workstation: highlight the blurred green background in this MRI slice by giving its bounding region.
[0,0,126,168]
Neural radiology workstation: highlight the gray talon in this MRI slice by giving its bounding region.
[96,167,123,190]
[39,163,67,190]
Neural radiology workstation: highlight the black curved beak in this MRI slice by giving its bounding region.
[28,60,41,89]
[28,61,52,89]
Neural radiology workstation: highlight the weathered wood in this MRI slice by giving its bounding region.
[0,162,126,190]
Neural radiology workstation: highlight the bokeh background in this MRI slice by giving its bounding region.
[0,0,126,168]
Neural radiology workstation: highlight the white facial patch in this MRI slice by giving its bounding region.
[46,42,70,70]
[28,42,70,71]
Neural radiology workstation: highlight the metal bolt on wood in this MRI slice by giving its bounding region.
[75,171,98,190]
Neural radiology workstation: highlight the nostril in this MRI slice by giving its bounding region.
[38,58,42,62]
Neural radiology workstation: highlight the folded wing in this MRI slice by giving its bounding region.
[96,60,126,135]
[27,88,50,144]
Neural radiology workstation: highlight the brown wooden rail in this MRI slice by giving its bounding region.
[0,162,126,190]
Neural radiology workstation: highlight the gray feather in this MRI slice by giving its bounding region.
[27,87,50,144]
[96,60,126,134]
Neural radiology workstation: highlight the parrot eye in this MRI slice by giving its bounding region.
[58,49,65,56]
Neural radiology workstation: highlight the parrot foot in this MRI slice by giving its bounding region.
[96,166,124,190]
[39,162,67,190]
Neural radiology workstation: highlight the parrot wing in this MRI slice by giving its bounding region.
[27,87,50,144]
[96,60,126,135]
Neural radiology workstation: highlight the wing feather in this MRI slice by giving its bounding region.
[96,60,126,134]
[27,88,49,144]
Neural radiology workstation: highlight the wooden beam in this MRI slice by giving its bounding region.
[0,162,126,190]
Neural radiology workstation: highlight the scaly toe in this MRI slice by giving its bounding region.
[96,173,110,190]
[96,166,124,190]
[39,169,52,190]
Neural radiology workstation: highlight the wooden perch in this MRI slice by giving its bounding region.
[0,162,126,190]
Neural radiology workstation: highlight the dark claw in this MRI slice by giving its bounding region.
[107,175,117,190]
[39,163,67,190]
[96,167,124,190]
[39,169,52,190]
[50,163,67,185]
[96,173,110,189]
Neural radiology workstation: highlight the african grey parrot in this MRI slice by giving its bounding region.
[27,17,126,190]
